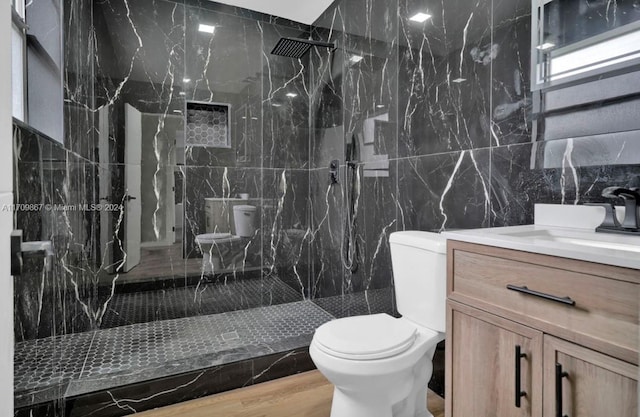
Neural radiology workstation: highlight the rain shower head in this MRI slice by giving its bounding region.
[271,37,335,59]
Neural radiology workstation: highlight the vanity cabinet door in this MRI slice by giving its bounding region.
[543,336,638,417]
[446,302,543,417]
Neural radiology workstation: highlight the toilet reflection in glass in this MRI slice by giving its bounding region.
[195,197,258,273]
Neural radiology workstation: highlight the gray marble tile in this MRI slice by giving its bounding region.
[397,150,492,232]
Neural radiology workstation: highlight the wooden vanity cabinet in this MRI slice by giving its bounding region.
[445,241,639,417]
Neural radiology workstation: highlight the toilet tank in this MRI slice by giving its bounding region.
[390,231,447,333]
[204,198,250,234]
[233,205,257,237]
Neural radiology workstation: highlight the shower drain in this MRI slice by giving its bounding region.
[221,331,240,341]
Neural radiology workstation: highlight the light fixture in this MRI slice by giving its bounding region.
[251,117,258,120]
[536,42,555,51]
[410,12,432,23]
[198,24,216,34]
[183,78,191,83]
[452,78,467,83]
[286,93,298,98]
[349,55,364,64]
[179,92,186,96]
[376,104,385,108]
[272,103,282,107]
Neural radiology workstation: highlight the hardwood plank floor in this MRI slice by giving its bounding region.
[111,242,203,283]
[138,370,445,417]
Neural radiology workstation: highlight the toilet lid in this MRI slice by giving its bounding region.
[314,314,417,360]
[196,233,232,243]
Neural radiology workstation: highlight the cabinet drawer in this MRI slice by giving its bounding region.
[448,243,639,364]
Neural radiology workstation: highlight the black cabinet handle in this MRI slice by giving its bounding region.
[507,284,576,306]
[515,345,527,408]
[555,363,569,417]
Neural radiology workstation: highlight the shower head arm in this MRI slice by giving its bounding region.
[286,38,336,49]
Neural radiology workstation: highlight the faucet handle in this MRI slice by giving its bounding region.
[585,203,621,229]
[601,187,640,229]
[602,186,640,200]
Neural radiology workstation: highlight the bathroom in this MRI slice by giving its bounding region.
[2,0,638,415]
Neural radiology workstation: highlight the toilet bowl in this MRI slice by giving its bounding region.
[195,232,243,272]
[309,231,446,417]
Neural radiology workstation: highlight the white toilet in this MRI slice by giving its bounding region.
[309,231,446,417]
[196,204,257,272]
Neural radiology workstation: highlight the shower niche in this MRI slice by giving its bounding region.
[186,101,232,148]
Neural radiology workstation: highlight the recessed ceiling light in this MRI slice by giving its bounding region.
[349,55,364,64]
[198,24,215,34]
[183,78,191,83]
[410,12,432,23]
[179,92,186,96]
[376,104,385,108]
[536,42,555,51]
[272,103,282,107]
[251,117,259,120]
[286,93,298,98]
[452,78,467,83]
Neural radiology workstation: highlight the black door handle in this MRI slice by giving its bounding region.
[515,345,527,408]
[124,195,137,202]
[555,363,569,417]
[507,284,576,306]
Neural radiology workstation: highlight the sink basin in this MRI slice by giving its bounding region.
[501,229,640,254]
[443,204,640,270]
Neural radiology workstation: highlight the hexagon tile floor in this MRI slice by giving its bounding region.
[14,300,334,408]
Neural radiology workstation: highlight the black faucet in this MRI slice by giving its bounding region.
[590,187,640,235]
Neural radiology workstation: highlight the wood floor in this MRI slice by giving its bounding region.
[138,370,445,417]
[111,242,203,283]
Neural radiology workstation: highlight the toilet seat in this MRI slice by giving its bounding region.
[314,314,417,360]
[196,233,231,242]
[196,233,241,245]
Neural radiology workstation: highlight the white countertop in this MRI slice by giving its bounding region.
[442,205,640,270]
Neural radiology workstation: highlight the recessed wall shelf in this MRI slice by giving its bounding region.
[186,101,231,148]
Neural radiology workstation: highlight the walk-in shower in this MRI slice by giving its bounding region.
[12,1,398,414]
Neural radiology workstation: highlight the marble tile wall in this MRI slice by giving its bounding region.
[309,0,640,301]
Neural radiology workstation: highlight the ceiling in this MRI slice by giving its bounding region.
[211,0,335,24]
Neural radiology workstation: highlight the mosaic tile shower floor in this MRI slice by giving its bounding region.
[15,301,334,407]
[15,286,396,408]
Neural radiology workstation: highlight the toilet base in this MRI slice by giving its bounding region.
[201,253,222,273]
[331,388,393,417]
[330,386,435,417]
[318,344,438,417]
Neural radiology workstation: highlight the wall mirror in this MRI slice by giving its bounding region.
[532,0,640,90]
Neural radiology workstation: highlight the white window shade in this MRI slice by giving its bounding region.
[544,29,640,83]
[11,24,24,121]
